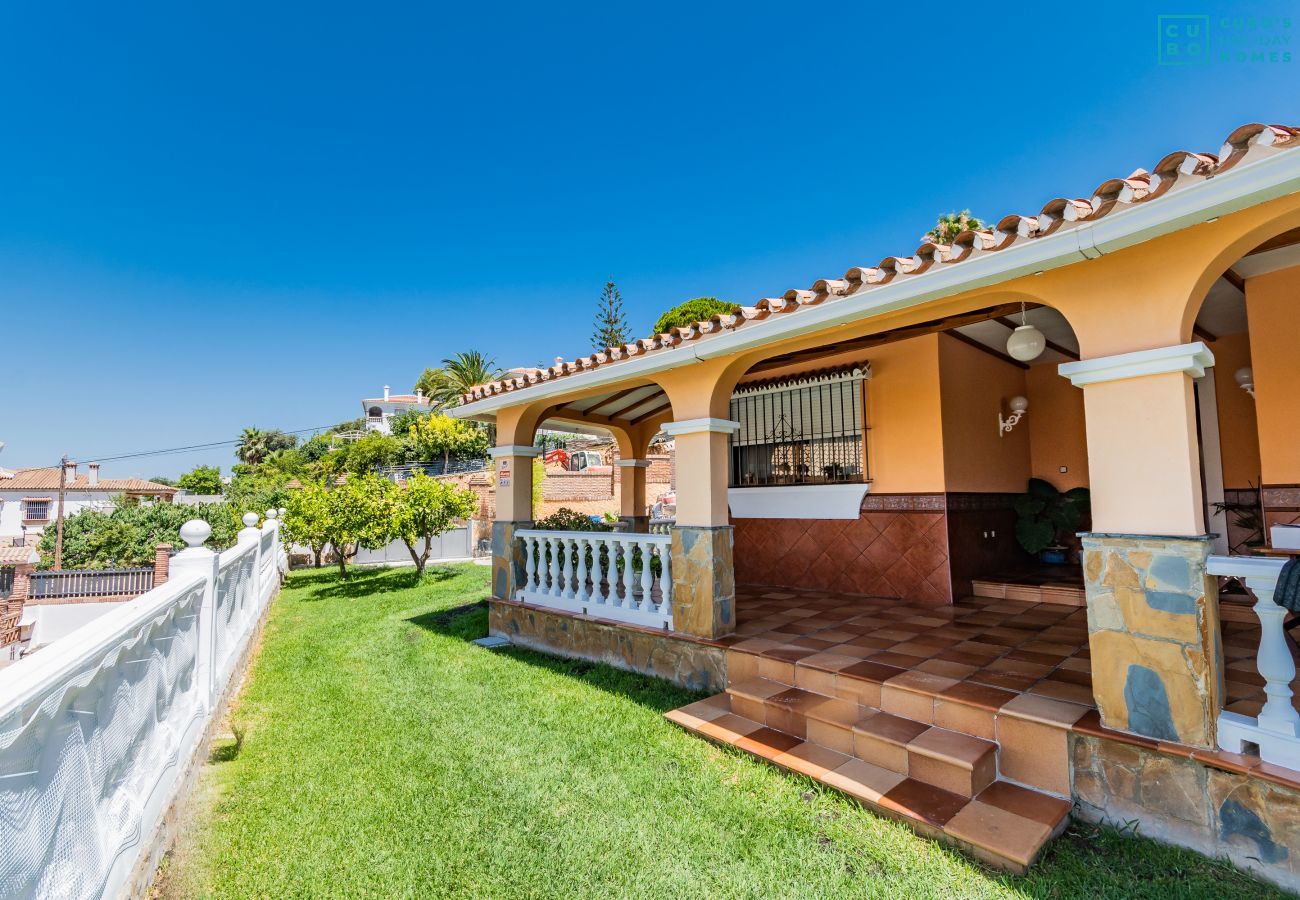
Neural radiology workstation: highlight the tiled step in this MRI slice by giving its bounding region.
[729,645,1087,797]
[729,678,998,797]
[666,693,1072,873]
[971,580,1085,607]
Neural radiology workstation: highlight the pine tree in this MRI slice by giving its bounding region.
[592,280,630,351]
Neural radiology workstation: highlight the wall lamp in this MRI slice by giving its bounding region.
[999,395,1028,437]
[1235,367,1255,399]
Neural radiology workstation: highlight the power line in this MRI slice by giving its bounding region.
[39,423,349,469]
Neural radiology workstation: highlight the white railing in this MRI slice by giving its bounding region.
[0,513,285,900]
[515,529,673,630]
[29,567,155,600]
[1209,555,1299,768]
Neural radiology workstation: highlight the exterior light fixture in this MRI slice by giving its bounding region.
[999,395,1028,437]
[1234,366,1255,398]
[1006,303,1046,362]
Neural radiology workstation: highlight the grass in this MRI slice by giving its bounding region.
[161,565,1286,899]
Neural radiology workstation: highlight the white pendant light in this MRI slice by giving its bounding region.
[1006,304,1046,362]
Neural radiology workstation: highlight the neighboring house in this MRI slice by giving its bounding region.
[452,123,1300,888]
[361,385,431,433]
[0,462,177,545]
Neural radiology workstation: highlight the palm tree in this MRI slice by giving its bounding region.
[415,350,503,411]
[236,427,271,467]
[236,428,298,468]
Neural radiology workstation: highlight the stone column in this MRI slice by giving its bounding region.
[616,459,651,532]
[1061,342,1224,748]
[488,445,539,601]
[660,418,739,639]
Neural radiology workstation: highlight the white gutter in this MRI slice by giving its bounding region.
[453,148,1300,420]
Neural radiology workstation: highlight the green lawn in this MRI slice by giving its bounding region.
[160,565,1284,899]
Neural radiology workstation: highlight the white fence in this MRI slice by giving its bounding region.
[1209,555,1298,768]
[0,512,287,900]
[515,529,673,630]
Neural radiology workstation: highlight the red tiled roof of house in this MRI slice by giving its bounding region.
[0,546,39,566]
[362,394,427,404]
[0,468,177,494]
[462,122,1300,405]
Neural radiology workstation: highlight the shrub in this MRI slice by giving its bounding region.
[533,508,609,532]
[651,297,741,336]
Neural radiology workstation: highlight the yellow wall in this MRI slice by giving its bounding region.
[1246,266,1300,485]
[1026,362,1090,491]
[937,334,1031,493]
[864,334,946,493]
[1209,330,1262,489]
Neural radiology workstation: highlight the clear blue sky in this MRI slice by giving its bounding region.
[1,1,1294,478]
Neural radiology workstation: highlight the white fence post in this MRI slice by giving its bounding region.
[239,511,262,605]
[169,519,218,705]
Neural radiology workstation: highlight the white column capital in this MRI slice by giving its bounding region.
[615,459,652,468]
[660,417,741,436]
[1058,341,1215,387]
[488,445,541,458]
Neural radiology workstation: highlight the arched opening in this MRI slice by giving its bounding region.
[721,298,1088,610]
[367,405,383,419]
[1183,220,1300,557]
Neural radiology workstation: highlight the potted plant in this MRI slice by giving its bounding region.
[1013,478,1091,564]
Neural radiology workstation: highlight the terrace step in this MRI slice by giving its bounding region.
[666,691,1072,874]
[727,678,997,797]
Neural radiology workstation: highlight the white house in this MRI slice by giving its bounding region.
[361,385,431,434]
[0,461,177,545]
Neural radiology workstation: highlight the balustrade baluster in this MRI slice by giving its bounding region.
[638,540,654,612]
[559,536,574,600]
[524,535,538,596]
[660,541,673,617]
[621,538,636,608]
[589,537,606,606]
[1249,577,1300,737]
[547,537,562,597]
[574,538,590,603]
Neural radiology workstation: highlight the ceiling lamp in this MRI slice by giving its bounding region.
[1006,304,1046,362]
[1234,367,1255,399]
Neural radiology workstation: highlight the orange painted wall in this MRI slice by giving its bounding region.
[937,335,1031,493]
[864,334,946,493]
[1025,362,1090,491]
[1246,266,1300,485]
[1210,330,1262,489]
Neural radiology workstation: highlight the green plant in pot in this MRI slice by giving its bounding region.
[1013,478,1091,564]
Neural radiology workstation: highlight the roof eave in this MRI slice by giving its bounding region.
[451,146,1300,420]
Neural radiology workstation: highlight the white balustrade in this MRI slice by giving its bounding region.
[0,512,286,900]
[515,529,673,630]
[1209,555,1300,769]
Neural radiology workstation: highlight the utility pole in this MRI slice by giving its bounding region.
[54,454,69,571]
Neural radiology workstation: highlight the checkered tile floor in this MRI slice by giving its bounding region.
[723,586,1300,716]
[722,587,1098,707]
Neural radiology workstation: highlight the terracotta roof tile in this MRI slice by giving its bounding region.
[0,546,38,566]
[463,122,1300,405]
[0,468,177,494]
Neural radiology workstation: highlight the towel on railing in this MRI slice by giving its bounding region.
[1274,557,1300,613]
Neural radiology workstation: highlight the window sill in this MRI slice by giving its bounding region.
[728,483,871,520]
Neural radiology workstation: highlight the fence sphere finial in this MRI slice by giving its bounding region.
[277,507,287,517]
[180,520,212,548]
[242,512,259,527]
[265,508,277,521]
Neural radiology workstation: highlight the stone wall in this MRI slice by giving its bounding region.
[488,599,726,692]
[1072,731,1300,893]
[1080,534,1221,748]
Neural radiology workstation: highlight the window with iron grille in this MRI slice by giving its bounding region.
[23,500,50,521]
[728,366,869,488]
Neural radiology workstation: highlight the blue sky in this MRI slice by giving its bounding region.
[0,1,1294,478]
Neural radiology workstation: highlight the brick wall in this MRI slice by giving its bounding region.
[543,471,615,502]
